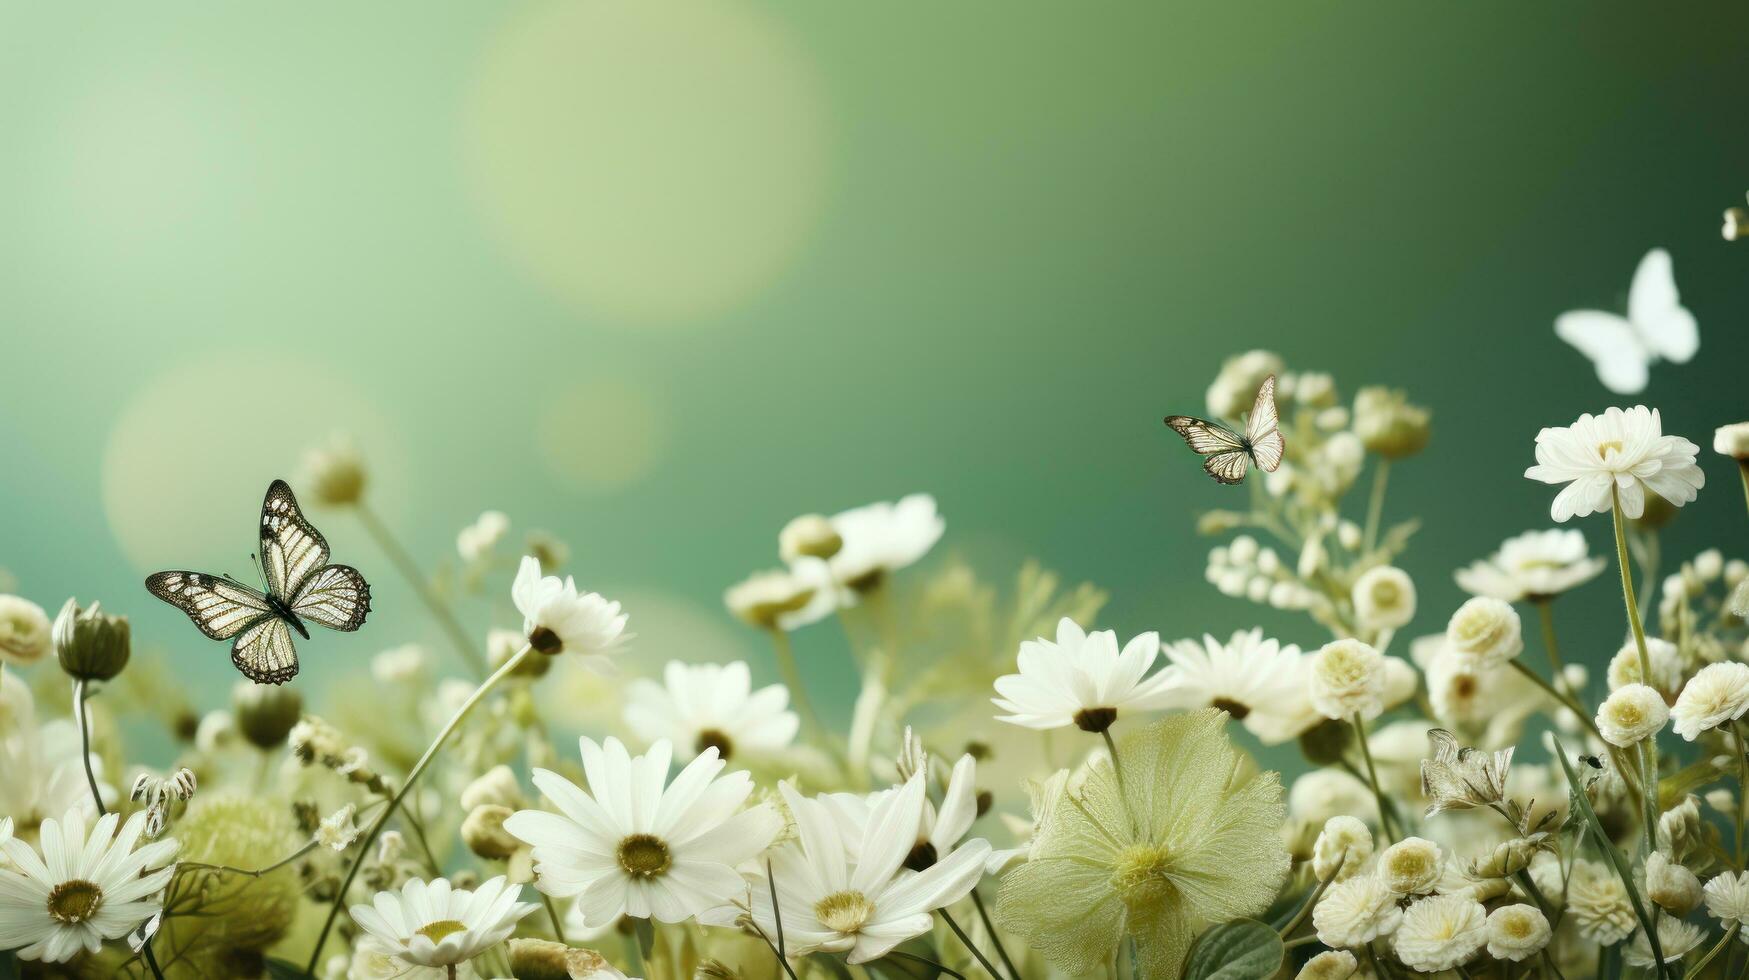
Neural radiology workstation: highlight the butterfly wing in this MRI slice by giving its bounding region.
[1554,310,1649,394]
[1202,450,1253,485]
[232,616,299,685]
[1243,374,1284,472]
[260,480,331,601]
[1627,248,1698,364]
[144,571,273,640]
[1165,416,1254,484]
[290,564,371,632]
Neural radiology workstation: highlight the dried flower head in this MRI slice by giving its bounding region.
[1378,837,1443,896]
[1485,904,1551,962]
[1420,728,1512,816]
[1352,566,1416,632]
[1596,683,1669,747]
[1312,816,1372,882]
[1393,894,1487,973]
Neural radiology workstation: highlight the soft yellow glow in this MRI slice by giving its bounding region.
[535,379,666,492]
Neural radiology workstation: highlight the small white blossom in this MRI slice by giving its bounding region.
[1314,874,1401,949]
[1486,904,1551,962]
[1671,662,1749,740]
[1309,639,1385,720]
[1597,684,1669,747]
[1444,597,1522,671]
[1525,406,1704,521]
[1352,566,1416,632]
[1393,894,1487,973]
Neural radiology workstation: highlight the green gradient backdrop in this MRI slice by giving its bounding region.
[3,2,1748,771]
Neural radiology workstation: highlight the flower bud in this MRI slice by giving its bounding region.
[1646,851,1702,915]
[778,514,842,562]
[1297,718,1354,767]
[0,595,52,666]
[1725,208,1749,243]
[54,598,130,681]
[462,804,521,860]
[1352,386,1431,459]
[231,681,303,749]
[507,938,570,980]
[300,438,366,506]
[1472,837,1540,879]
[462,765,524,811]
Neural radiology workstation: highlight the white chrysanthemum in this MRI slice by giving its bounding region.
[1597,684,1669,747]
[826,494,944,591]
[1309,639,1385,720]
[1294,949,1358,980]
[1353,566,1416,632]
[1444,597,1522,671]
[1379,838,1443,896]
[0,810,178,963]
[1157,628,1303,722]
[1485,904,1550,962]
[0,595,51,666]
[1715,422,1749,460]
[1606,637,1684,699]
[992,618,1172,732]
[1313,874,1401,948]
[1455,528,1608,602]
[1567,859,1638,944]
[456,510,510,563]
[1671,662,1749,740]
[504,737,780,927]
[1312,816,1373,882]
[723,560,837,632]
[1704,871,1749,925]
[750,776,991,964]
[511,556,628,661]
[0,674,109,828]
[623,660,798,763]
[348,876,536,968]
[1624,917,1706,968]
[1393,894,1487,972]
[1525,406,1704,521]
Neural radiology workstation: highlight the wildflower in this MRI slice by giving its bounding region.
[53,598,130,682]
[778,513,842,561]
[349,876,537,968]
[316,804,360,851]
[457,510,509,563]
[511,556,628,660]
[1525,406,1704,521]
[505,737,780,927]
[1295,950,1358,980]
[1313,874,1401,948]
[301,436,366,505]
[1646,851,1701,915]
[0,595,51,666]
[1444,597,1522,671]
[1312,816,1372,882]
[1420,728,1512,816]
[1716,422,1749,460]
[1671,662,1749,739]
[1393,894,1487,972]
[461,805,520,861]
[1157,628,1303,722]
[1455,529,1608,602]
[1596,684,1668,746]
[1206,350,1283,418]
[826,494,945,591]
[1352,566,1416,631]
[723,561,836,631]
[0,810,177,963]
[1567,859,1638,944]
[820,752,988,873]
[1308,639,1385,720]
[231,681,303,749]
[1704,871,1749,925]
[1624,917,1706,968]
[1352,386,1431,458]
[992,617,1173,733]
[995,710,1288,978]
[1485,904,1551,962]
[750,775,990,964]
[1379,837,1443,896]
[623,661,798,763]
[1607,637,1684,699]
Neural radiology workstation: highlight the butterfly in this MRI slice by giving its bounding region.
[144,480,370,685]
[1163,374,1285,485]
[1555,247,1698,395]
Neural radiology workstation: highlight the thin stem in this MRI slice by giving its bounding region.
[1099,727,1140,837]
[769,859,787,961]
[1740,461,1749,519]
[1509,659,1602,741]
[1362,460,1390,555]
[74,680,105,816]
[941,908,1005,980]
[1685,923,1738,980]
[305,643,534,973]
[1734,721,1749,870]
[1612,486,1662,856]
[969,888,1022,980]
[888,951,967,979]
[1540,947,1569,980]
[543,894,568,944]
[1279,851,1346,939]
[1352,712,1400,842]
[1533,599,1587,715]
[355,502,486,676]
[769,628,827,742]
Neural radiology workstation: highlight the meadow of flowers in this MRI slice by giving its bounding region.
[4,332,1749,980]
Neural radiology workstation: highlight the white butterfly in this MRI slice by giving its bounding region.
[1164,375,1284,485]
[1555,248,1698,394]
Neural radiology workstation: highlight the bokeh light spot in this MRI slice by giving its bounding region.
[536,379,667,493]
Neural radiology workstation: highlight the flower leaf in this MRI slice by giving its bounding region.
[1182,918,1283,980]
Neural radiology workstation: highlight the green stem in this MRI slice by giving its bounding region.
[1363,460,1390,555]
[543,894,568,944]
[1352,712,1400,842]
[1740,461,1749,519]
[1278,852,1345,939]
[305,643,533,973]
[1509,659,1602,741]
[941,909,1006,980]
[1734,721,1749,870]
[1684,923,1738,980]
[73,680,105,817]
[769,628,827,743]
[1099,726,1139,837]
[1612,486,1662,855]
[969,888,1023,980]
[356,502,487,676]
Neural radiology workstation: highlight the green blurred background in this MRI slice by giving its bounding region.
[3,1,1748,768]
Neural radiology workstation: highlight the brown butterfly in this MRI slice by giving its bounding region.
[1163,375,1285,484]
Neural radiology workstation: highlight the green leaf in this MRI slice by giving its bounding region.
[264,958,307,980]
[1182,918,1283,980]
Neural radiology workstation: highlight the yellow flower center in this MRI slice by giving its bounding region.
[1502,913,1534,939]
[815,890,875,934]
[46,880,104,924]
[415,919,469,944]
[1111,844,1175,906]
[617,833,672,878]
[1597,439,1623,461]
[695,728,735,760]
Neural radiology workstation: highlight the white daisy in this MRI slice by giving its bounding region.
[623,661,799,763]
[818,753,987,874]
[1156,629,1303,724]
[723,559,838,632]
[1606,636,1685,700]
[511,556,628,661]
[826,494,945,591]
[1455,529,1608,602]
[1671,662,1749,740]
[0,810,178,963]
[456,511,510,563]
[1485,904,1551,962]
[348,876,536,968]
[504,737,780,928]
[0,673,109,829]
[1524,406,1704,521]
[749,776,991,964]
[345,933,479,979]
[1443,597,1523,672]
[991,618,1172,732]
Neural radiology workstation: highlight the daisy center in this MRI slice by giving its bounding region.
[1111,844,1175,906]
[1072,706,1118,733]
[415,919,469,943]
[1209,697,1252,721]
[46,880,104,924]
[815,890,875,934]
[695,728,735,760]
[1596,439,1623,461]
[904,840,939,871]
[527,625,563,655]
[616,833,672,878]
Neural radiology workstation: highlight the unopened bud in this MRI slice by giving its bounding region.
[462,804,521,860]
[778,514,842,562]
[54,598,130,682]
[232,682,303,749]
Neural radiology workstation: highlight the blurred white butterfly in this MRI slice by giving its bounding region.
[1555,248,1697,394]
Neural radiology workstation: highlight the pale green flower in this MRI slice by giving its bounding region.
[994,709,1289,978]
